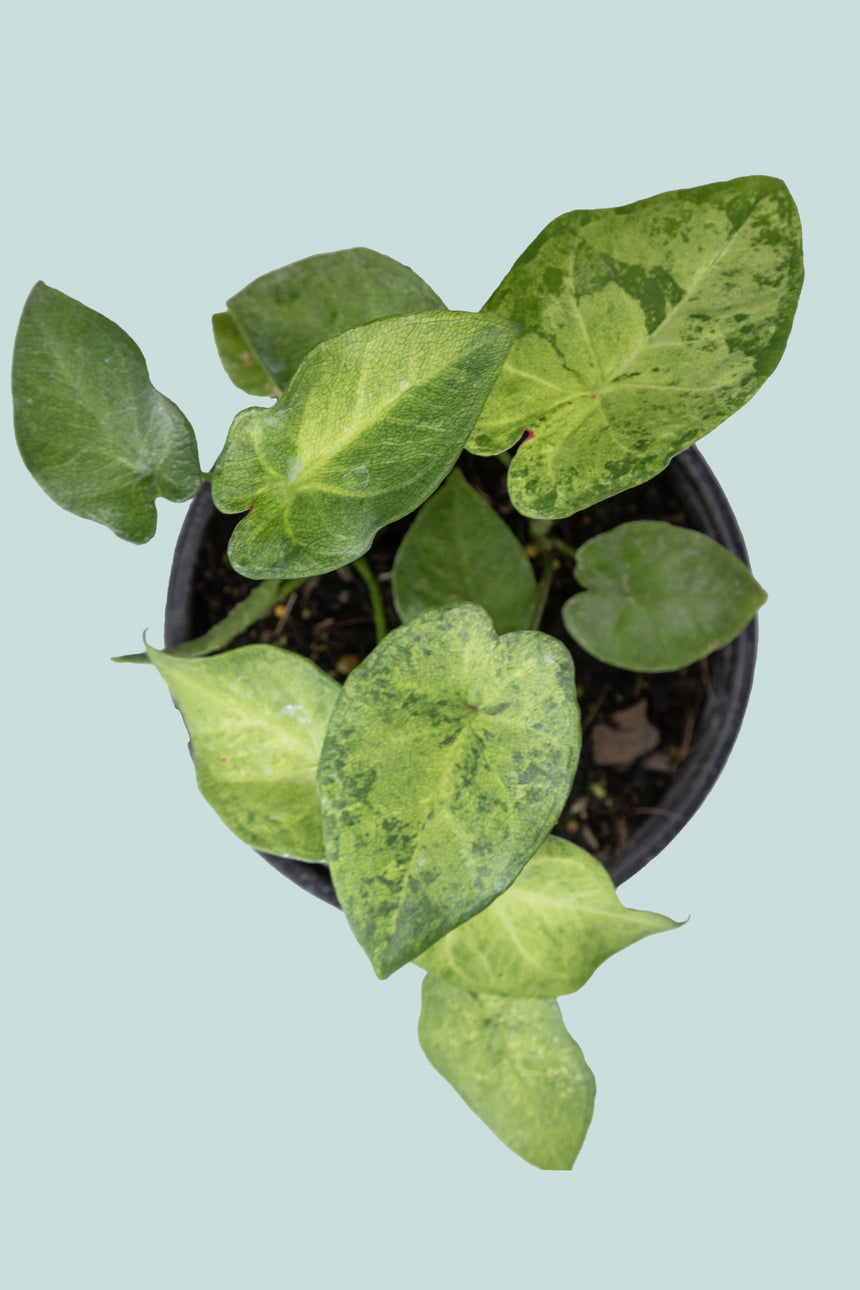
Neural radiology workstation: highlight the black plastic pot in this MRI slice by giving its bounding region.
[164,445,757,904]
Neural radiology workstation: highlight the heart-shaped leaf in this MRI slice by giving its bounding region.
[416,835,680,996]
[562,520,767,671]
[317,605,580,978]
[12,283,201,543]
[392,468,537,633]
[215,247,446,394]
[418,975,596,1170]
[146,642,339,860]
[468,176,803,518]
[212,311,520,579]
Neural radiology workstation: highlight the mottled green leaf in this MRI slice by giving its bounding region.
[392,468,537,633]
[317,605,580,978]
[212,312,520,579]
[418,975,595,1170]
[562,521,767,671]
[468,176,803,518]
[145,642,338,860]
[417,835,679,996]
[212,311,279,398]
[12,283,201,543]
[218,247,445,394]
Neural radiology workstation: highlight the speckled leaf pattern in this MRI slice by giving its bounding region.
[418,975,595,1170]
[392,468,537,633]
[562,521,767,671]
[317,605,580,978]
[12,283,201,543]
[212,312,519,579]
[146,642,339,860]
[416,835,680,996]
[217,247,446,394]
[211,311,279,398]
[468,176,803,518]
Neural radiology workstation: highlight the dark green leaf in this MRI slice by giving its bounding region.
[468,176,804,518]
[12,283,201,543]
[219,247,445,393]
[392,468,537,633]
[417,835,680,995]
[562,520,767,671]
[317,605,580,978]
[418,975,595,1170]
[146,642,338,860]
[212,311,279,397]
[212,312,520,580]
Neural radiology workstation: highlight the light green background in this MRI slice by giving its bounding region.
[3,2,854,1285]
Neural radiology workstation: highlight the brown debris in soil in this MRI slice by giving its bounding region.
[591,699,661,771]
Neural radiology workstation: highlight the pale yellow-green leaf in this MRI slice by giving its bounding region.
[146,642,338,860]
[418,975,595,1170]
[469,176,803,518]
[417,835,680,996]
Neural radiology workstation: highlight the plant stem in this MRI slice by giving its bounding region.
[354,557,388,642]
[113,577,305,663]
[528,547,555,631]
[549,536,578,562]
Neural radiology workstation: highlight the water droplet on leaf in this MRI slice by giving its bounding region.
[342,466,370,492]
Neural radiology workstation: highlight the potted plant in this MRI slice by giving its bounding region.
[11,174,803,1170]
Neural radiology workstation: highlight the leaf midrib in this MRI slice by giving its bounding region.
[600,208,753,387]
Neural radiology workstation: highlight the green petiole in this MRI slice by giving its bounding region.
[113,576,305,663]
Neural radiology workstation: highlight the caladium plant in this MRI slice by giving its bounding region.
[12,175,803,1170]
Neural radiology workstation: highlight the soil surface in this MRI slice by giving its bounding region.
[186,452,712,866]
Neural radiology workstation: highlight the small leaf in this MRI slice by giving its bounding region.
[12,283,201,543]
[418,975,595,1170]
[212,311,520,579]
[317,605,580,978]
[417,835,680,996]
[468,176,803,518]
[562,520,767,671]
[211,311,279,397]
[392,468,537,633]
[219,247,446,393]
[146,642,338,860]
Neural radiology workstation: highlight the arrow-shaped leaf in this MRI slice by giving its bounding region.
[417,835,680,996]
[418,975,596,1170]
[146,642,339,860]
[212,311,519,579]
[468,176,803,518]
[12,283,201,543]
[317,604,580,978]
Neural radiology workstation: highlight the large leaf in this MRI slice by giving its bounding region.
[212,312,520,580]
[216,247,446,394]
[562,520,767,671]
[467,176,803,518]
[417,835,680,996]
[418,975,595,1170]
[12,283,201,543]
[392,468,537,633]
[316,605,580,978]
[146,642,338,860]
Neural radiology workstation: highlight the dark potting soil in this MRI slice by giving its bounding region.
[186,452,711,866]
